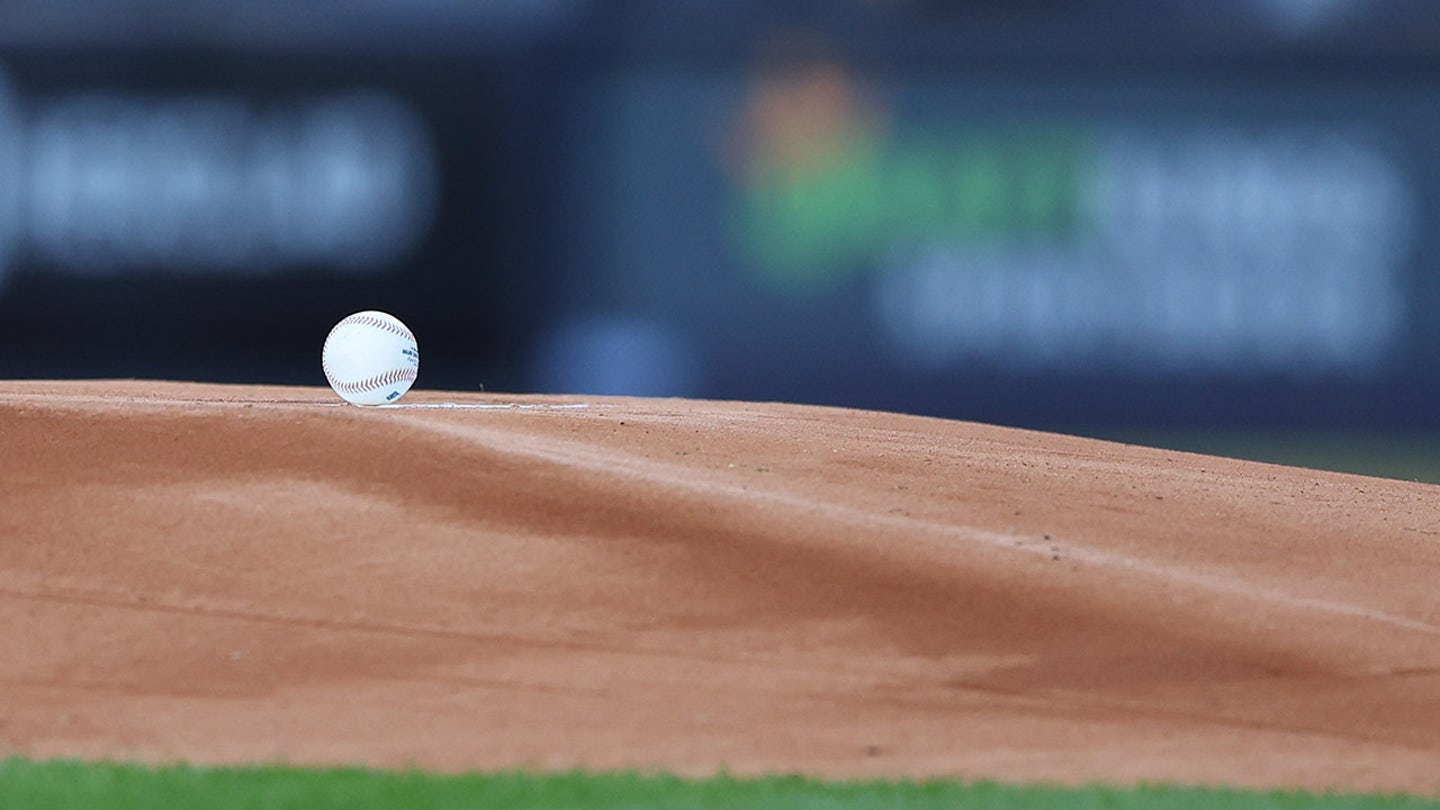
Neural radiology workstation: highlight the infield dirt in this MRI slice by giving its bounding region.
[2,380,1438,795]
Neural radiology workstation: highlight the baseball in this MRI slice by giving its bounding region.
[322,310,420,406]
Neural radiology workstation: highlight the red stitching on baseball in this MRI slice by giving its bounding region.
[326,366,417,394]
[338,313,416,344]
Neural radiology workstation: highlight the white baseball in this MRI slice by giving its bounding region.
[322,310,420,406]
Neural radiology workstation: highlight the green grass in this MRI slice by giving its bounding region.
[1091,431,1440,485]
[1,759,1435,810]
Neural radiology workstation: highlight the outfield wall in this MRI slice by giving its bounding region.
[3,3,1440,431]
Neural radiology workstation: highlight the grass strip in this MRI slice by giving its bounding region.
[1,758,1435,810]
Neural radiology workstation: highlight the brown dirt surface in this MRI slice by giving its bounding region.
[2,380,1439,796]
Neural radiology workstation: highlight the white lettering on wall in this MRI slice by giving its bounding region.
[875,130,1412,377]
[0,67,436,289]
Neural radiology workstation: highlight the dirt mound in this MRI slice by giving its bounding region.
[2,380,1437,795]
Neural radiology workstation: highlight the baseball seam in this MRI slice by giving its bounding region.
[326,366,418,394]
[339,313,416,343]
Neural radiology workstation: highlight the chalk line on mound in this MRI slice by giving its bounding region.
[368,402,592,410]
[0,391,596,411]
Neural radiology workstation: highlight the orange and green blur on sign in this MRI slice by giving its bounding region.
[728,60,1093,294]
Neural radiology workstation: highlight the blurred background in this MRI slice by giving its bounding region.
[3,0,1440,481]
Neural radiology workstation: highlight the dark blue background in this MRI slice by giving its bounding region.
[2,1,1438,433]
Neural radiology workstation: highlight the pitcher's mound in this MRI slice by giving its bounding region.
[2,380,1438,796]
